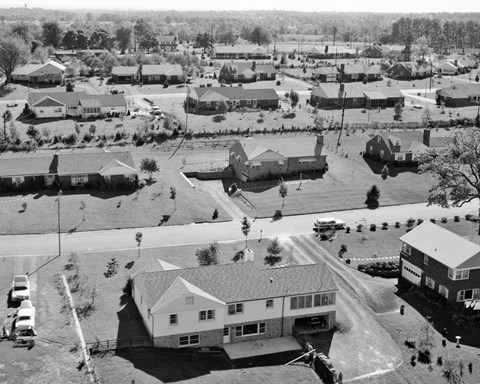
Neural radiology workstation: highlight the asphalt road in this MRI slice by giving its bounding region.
[2,200,477,257]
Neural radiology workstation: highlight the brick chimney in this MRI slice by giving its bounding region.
[339,83,345,93]
[251,61,256,72]
[423,129,431,147]
[316,134,324,146]
[340,63,345,72]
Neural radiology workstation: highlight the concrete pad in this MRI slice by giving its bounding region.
[223,336,302,360]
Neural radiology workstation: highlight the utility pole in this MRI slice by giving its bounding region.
[57,189,62,256]
[333,26,336,47]
[336,92,347,149]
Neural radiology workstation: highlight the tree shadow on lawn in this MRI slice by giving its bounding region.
[396,285,480,348]
[0,84,14,98]
[363,157,419,178]
[114,347,233,382]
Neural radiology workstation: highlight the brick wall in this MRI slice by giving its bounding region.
[153,329,223,348]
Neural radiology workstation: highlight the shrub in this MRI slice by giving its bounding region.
[382,222,388,230]
[430,218,436,224]
[282,112,296,119]
[83,133,93,142]
[406,218,415,228]
[395,221,401,228]
[135,137,145,146]
[441,217,447,223]
[466,214,474,221]
[370,223,376,231]
[417,218,424,225]
[454,215,460,222]
[356,223,363,232]
[276,80,281,86]
[345,226,350,233]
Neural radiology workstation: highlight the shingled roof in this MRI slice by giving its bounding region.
[134,261,337,311]
[190,86,278,101]
[238,136,322,160]
[28,91,126,108]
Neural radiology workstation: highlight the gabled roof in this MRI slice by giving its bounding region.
[437,61,458,70]
[213,45,267,54]
[237,136,322,160]
[135,261,338,310]
[28,92,126,108]
[99,159,137,176]
[80,98,101,108]
[379,132,424,152]
[151,276,225,313]
[141,64,183,76]
[438,84,480,99]
[223,62,275,76]
[131,259,180,278]
[191,87,278,101]
[34,97,65,107]
[12,61,65,76]
[0,154,54,177]
[158,35,177,43]
[311,83,365,99]
[364,91,386,100]
[111,66,139,76]
[57,149,136,175]
[313,67,339,76]
[400,222,480,269]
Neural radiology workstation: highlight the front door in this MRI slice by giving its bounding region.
[223,327,230,344]
[252,99,257,108]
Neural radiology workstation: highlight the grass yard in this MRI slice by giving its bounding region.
[0,146,231,235]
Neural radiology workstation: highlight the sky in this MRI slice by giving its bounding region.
[2,0,480,13]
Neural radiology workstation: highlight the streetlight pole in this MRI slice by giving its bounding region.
[57,189,62,256]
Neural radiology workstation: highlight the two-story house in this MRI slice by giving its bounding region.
[229,136,327,181]
[132,257,338,348]
[399,222,480,306]
[158,35,177,51]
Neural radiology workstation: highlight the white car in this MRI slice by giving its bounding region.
[313,217,346,230]
[11,275,30,302]
[150,106,163,115]
[15,300,36,335]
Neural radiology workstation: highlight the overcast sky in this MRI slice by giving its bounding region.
[3,0,480,13]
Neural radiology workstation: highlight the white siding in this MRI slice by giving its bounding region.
[33,106,65,118]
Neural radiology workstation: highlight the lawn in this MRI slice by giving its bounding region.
[0,146,232,235]
[230,129,439,219]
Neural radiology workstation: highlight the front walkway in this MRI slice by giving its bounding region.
[223,336,302,360]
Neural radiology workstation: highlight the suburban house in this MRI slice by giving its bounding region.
[337,63,381,82]
[0,149,137,192]
[229,136,327,181]
[211,45,268,59]
[131,257,338,348]
[306,46,354,59]
[385,62,434,80]
[309,83,404,109]
[219,62,276,83]
[11,61,66,84]
[365,129,447,164]
[187,86,279,111]
[27,91,127,119]
[399,222,480,306]
[158,35,177,51]
[312,67,339,83]
[361,45,391,58]
[436,84,480,107]
[446,55,477,73]
[111,64,184,84]
[436,61,458,76]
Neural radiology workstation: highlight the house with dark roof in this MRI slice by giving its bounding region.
[219,62,276,83]
[229,136,326,181]
[132,256,338,348]
[361,45,392,58]
[27,91,127,119]
[312,67,339,83]
[365,129,447,165]
[211,45,268,59]
[399,222,480,306]
[385,62,434,80]
[306,46,354,59]
[111,64,184,84]
[337,63,381,82]
[0,149,137,192]
[187,86,279,111]
[11,61,66,84]
[436,84,480,107]
[158,35,178,51]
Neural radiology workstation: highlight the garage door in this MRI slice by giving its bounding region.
[401,259,422,285]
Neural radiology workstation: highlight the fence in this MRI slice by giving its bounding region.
[87,336,153,357]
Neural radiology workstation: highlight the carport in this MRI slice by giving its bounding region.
[364,91,387,109]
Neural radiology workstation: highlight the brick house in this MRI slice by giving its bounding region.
[337,63,381,82]
[187,86,278,111]
[399,222,480,306]
[111,64,184,84]
[385,62,434,80]
[211,45,268,59]
[132,257,338,348]
[306,46,354,59]
[0,149,137,192]
[229,136,326,181]
[436,84,480,107]
[365,129,447,165]
[11,61,66,84]
[361,45,392,58]
[158,35,177,51]
[27,91,127,119]
[312,67,339,83]
[219,62,276,83]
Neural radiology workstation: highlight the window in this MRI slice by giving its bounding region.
[199,309,215,321]
[439,284,449,299]
[291,293,335,310]
[266,299,274,308]
[448,268,470,281]
[423,254,429,266]
[179,335,199,347]
[228,303,244,315]
[235,322,266,337]
[401,243,411,256]
[377,136,381,143]
[425,276,435,289]
[170,314,178,325]
[223,327,229,336]
[278,160,284,165]
[457,289,480,302]
[72,174,88,186]
[186,296,194,305]
[12,176,24,184]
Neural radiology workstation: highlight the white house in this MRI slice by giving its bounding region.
[436,61,458,76]
[132,256,338,348]
[27,91,127,119]
[11,61,66,84]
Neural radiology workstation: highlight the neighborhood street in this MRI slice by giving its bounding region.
[2,199,478,257]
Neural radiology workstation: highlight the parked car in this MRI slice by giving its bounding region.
[150,106,163,116]
[11,275,30,302]
[15,300,36,335]
[2,313,14,338]
[313,217,346,231]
